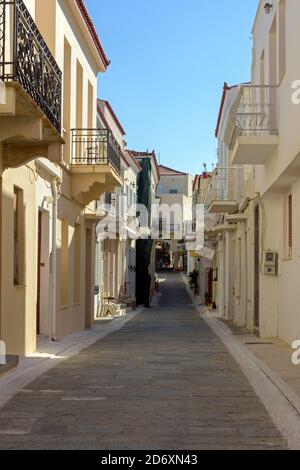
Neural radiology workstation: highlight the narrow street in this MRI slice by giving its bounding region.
[0,274,286,450]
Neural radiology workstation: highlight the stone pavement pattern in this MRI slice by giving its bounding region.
[0,273,286,449]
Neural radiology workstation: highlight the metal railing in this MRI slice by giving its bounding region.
[230,85,278,148]
[97,192,128,220]
[71,128,121,174]
[0,0,62,132]
[205,166,245,207]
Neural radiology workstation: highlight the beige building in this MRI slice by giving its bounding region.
[0,0,123,356]
[209,0,300,345]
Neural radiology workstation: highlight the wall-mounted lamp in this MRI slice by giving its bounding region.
[43,196,53,206]
[264,2,273,14]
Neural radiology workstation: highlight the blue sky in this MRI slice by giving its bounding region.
[86,0,258,176]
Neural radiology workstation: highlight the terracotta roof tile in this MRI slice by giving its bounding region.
[158,165,188,176]
[76,0,110,69]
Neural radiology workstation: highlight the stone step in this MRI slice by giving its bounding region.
[115,304,127,310]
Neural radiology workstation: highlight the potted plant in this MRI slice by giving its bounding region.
[204,292,212,306]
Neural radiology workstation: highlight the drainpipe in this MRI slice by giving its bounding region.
[50,178,58,341]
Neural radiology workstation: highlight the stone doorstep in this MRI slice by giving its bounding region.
[0,356,19,378]
[220,319,253,336]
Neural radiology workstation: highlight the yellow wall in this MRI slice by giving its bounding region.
[0,0,104,356]
[1,164,37,355]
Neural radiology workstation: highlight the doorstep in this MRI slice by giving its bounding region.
[0,356,19,378]
[220,318,253,336]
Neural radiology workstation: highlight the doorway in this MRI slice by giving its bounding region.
[85,228,92,329]
[128,246,136,298]
[254,205,260,330]
[243,230,248,327]
[36,210,50,336]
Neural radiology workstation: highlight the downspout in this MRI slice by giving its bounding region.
[50,178,58,341]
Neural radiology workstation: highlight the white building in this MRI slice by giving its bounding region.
[156,165,193,271]
[209,0,300,345]
[95,101,140,316]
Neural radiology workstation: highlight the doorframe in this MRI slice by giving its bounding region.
[85,227,92,329]
[36,211,42,336]
[36,209,50,337]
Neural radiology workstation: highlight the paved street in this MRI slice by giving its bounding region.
[0,273,286,450]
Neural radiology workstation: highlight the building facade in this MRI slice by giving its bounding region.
[95,100,140,316]
[208,0,300,345]
[0,0,123,356]
[188,172,214,305]
[129,151,160,307]
[209,84,256,328]
[156,165,193,273]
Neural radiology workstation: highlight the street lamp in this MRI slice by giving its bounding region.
[264,2,273,14]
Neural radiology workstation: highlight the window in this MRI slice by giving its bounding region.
[73,224,81,304]
[269,18,278,130]
[288,194,293,257]
[63,38,72,163]
[63,38,71,132]
[13,186,24,286]
[279,0,286,82]
[76,60,83,129]
[269,17,277,85]
[260,50,265,103]
[60,219,69,306]
[87,81,94,129]
[169,189,178,194]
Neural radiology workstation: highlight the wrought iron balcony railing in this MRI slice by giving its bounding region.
[230,85,278,148]
[0,0,62,132]
[71,129,121,174]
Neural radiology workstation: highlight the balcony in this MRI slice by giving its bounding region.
[206,167,244,214]
[71,129,123,204]
[230,85,279,165]
[0,0,63,167]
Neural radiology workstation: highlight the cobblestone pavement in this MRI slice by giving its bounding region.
[0,273,286,449]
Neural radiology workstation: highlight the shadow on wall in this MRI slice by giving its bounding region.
[1,187,28,356]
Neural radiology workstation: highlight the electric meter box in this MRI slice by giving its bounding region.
[264,250,278,275]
